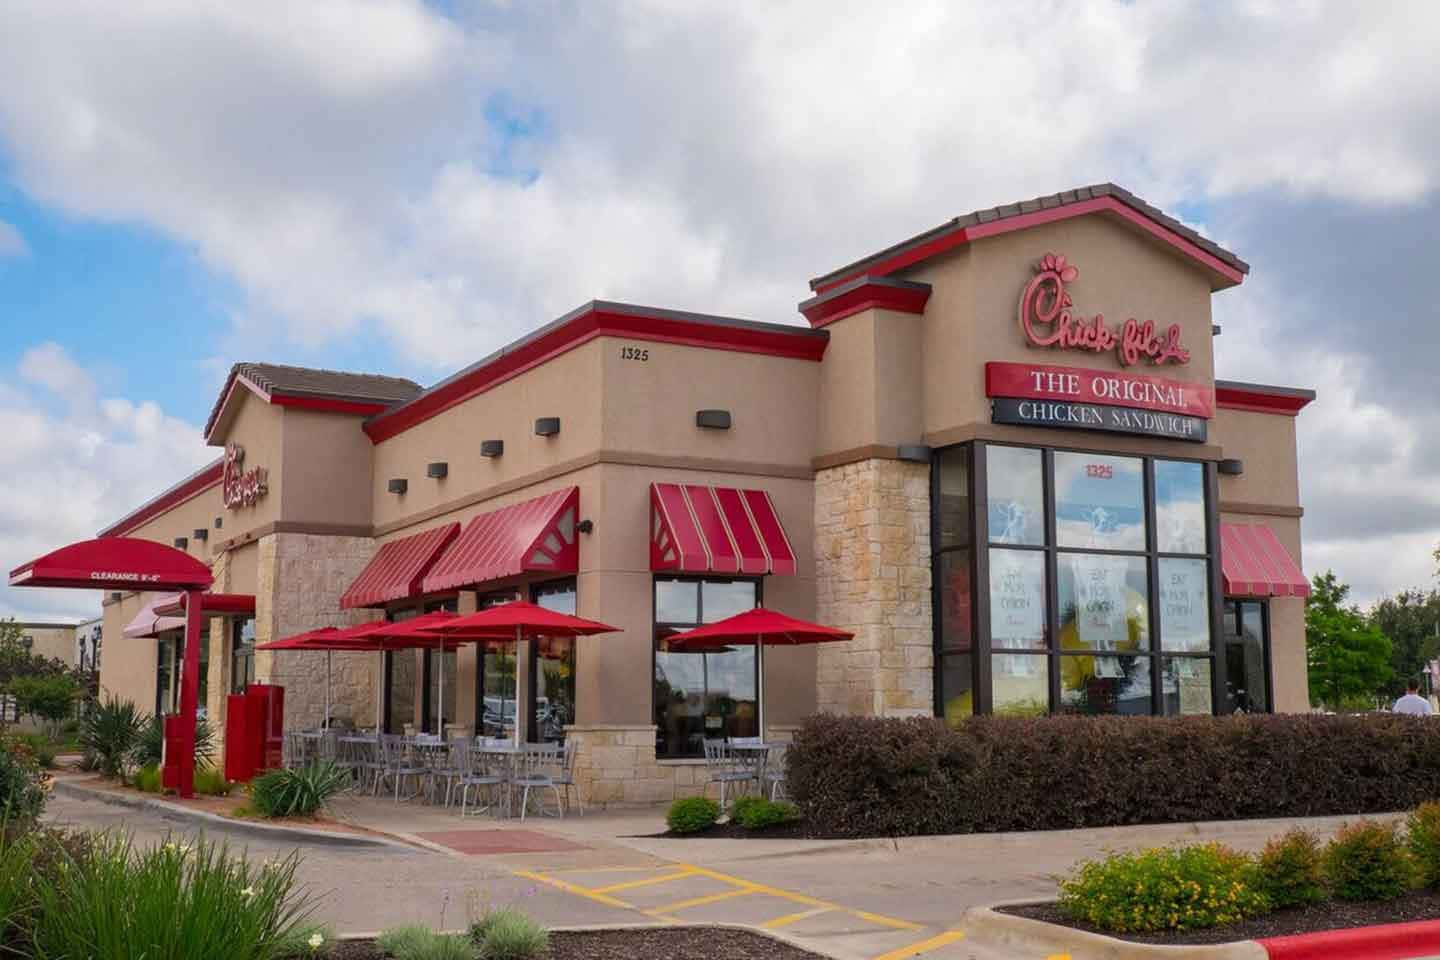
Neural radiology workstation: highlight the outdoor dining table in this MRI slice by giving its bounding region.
[727,741,783,794]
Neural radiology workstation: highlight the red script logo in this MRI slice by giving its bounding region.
[1018,253,1190,366]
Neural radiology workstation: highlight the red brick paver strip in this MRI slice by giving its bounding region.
[415,829,588,855]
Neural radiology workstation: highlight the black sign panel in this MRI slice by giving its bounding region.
[992,398,1207,443]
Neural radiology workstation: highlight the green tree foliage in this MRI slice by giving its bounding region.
[1370,589,1440,699]
[7,675,79,728]
[1307,572,1394,710]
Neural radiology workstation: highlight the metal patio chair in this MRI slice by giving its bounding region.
[702,738,753,809]
[513,742,564,822]
[551,738,584,817]
[456,741,507,818]
[375,734,429,803]
[762,742,789,800]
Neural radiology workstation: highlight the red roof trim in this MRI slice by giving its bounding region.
[813,195,1247,295]
[797,277,932,328]
[270,394,390,417]
[98,459,224,538]
[364,303,828,444]
[1215,383,1315,416]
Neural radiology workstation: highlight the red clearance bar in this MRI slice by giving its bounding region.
[985,361,1214,419]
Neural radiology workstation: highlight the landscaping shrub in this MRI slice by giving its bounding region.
[1257,829,1327,908]
[250,763,349,818]
[470,907,548,959]
[30,834,316,960]
[1409,802,1440,888]
[733,797,801,830]
[194,765,234,797]
[8,733,57,769]
[1058,843,1269,933]
[1324,820,1414,901]
[80,696,147,779]
[378,924,474,960]
[789,712,1440,837]
[666,796,720,834]
[133,763,164,794]
[0,737,47,823]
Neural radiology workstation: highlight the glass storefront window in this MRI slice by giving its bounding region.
[942,654,973,726]
[992,654,1048,716]
[422,600,459,735]
[938,549,973,652]
[477,590,519,739]
[230,618,255,695]
[156,636,176,716]
[1060,653,1152,715]
[1225,599,1270,713]
[385,608,419,734]
[936,445,972,549]
[987,446,1045,546]
[1163,657,1213,715]
[1054,452,1145,551]
[1058,553,1148,652]
[531,579,577,743]
[1158,558,1209,652]
[654,578,758,759]
[989,549,1047,649]
[1155,460,1207,554]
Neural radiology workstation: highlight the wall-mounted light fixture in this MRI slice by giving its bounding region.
[173,537,189,549]
[481,440,504,458]
[192,528,209,542]
[426,461,448,479]
[577,519,594,535]
[109,592,122,603]
[1218,459,1245,476]
[534,417,561,437]
[696,409,732,430]
[387,478,408,495]
[897,444,933,463]
[1212,324,1222,336]
[214,516,223,529]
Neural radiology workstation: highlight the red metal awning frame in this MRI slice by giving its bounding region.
[340,522,460,609]
[650,483,797,576]
[1220,523,1311,598]
[420,487,580,594]
[154,593,256,617]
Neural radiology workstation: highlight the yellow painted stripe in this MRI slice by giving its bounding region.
[870,929,966,960]
[512,870,634,910]
[540,865,666,876]
[855,910,928,931]
[649,886,759,914]
[760,906,834,929]
[673,862,924,931]
[1045,955,1072,960]
[590,869,697,895]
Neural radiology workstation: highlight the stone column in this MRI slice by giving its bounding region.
[814,458,934,717]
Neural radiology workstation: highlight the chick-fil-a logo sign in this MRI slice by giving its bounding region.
[1018,253,1190,366]
[222,443,268,509]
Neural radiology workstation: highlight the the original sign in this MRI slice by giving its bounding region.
[222,444,269,509]
[986,361,1213,419]
[1019,252,1192,366]
[992,398,1208,442]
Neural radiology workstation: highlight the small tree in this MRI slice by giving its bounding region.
[1370,589,1440,698]
[8,674,80,734]
[1307,572,1393,710]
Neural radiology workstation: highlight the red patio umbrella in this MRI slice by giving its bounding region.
[418,601,618,745]
[663,608,853,741]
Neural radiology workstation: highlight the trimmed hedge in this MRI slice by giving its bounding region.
[787,713,1440,838]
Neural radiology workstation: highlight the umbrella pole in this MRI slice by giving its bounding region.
[437,645,445,739]
[325,650,332,729]
[375,651,383,735]
[756,634,765,743]
[514,625,522,748]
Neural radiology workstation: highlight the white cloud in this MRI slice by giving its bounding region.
[0,218,25,257]
[0,345,213,621]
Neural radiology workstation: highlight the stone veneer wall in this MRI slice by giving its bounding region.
[254,533,378,732]
[814,458,934,717]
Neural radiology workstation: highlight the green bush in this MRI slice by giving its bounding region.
[80,696,148,779]
[0,738,47,823]
[1058,843,1269,934]
[133,764,164,794]
[1257,829,1327,908]
[7,674,79,729]
[1324,820,1413,901]
[470,907,547,959]
[378,924,475,960]
[194,766,234,797]
[667,796,720,834]
[1409,802,1440,888]
[8,733,57,770]
[30,834,316,960]
[133,715,216,769]
[250,763,349,818]
[788,713,1440,838]
[733,797,801,830]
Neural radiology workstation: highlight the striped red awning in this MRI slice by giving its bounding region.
[340,522,460,609]
[421,487,580,593]
[1220,523,1311,598]
[650,483,796,576]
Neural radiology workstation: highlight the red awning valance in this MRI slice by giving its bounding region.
[1221,523,1310,598]
[340,522,460,609]
[154,593,256,617]
[124,593,185,639]
[9,537,213,592]
[421,487,579,593]
[650,483,796,576]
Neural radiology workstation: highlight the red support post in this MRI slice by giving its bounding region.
[177,589,203,798]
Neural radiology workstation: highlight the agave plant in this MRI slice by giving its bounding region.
[79,697,148,780]
[249,763,349,819]
[131,715,216,770]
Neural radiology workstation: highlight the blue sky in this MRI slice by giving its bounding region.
[1,1,1438,621]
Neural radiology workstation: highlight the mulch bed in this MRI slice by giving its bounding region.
[325,928,823,958]
[1003,892,1440,945]
[640,821,814,840]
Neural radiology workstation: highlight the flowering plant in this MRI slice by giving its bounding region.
[1058,843,1269,933]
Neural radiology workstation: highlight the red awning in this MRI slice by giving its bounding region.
[340,523,460,609]
[123,593,185,639]
[1221,523,1311,598]
[650,483,796,575]
[421,487,580,593]
[154,593,256,617]
[9,537,213,592]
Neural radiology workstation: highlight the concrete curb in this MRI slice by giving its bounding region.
[335,922,835,957]
[962,905,1268,960]
[51,778,408,850]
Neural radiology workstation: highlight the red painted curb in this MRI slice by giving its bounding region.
[1260,918,1440,960]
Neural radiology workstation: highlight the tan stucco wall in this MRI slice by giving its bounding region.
[99,593,158,710]
[279,408,374,527]
[213,389,285,533]
[1215,408,1301,508]
[122,482,224,566]
[15,625,76,666]
[815,310,926,454]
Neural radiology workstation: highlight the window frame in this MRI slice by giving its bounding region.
[652,574,763,759]
[1221,597,1274,713]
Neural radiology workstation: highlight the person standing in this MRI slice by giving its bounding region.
[1393,680,1435,716]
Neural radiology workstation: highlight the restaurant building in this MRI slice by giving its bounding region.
[94,184,1312,805]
